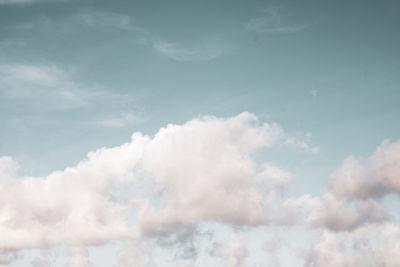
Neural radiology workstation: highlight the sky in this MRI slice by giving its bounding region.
[0,0,400,266]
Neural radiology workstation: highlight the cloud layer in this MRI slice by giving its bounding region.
[0,113,399,266]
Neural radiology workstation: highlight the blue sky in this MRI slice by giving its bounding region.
[0,0,400,266]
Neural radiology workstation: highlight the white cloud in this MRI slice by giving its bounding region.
[0,251,19,265]
[283,139,400,233]
[307,222,400,267]
[0,112,313,264]
[376,223,400,267]
[1,112,398,266]
[330,139,400,198]
[282,137,319,154]
[307,230,375,267]
[258,162,293,187]
[223,238,248,267]
[137,112,306,236]
[32,257,51,267]
[285,192,388,231]
[64,246,93,267]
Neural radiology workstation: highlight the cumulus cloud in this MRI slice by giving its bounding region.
[0,112,314,264]
[2,111,397,265]
[285,193,388,231]
[136,112,305,237]
[330,139,400,198]
[283,139,400,232]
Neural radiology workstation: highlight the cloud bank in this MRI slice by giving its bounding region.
[0,113,399,266]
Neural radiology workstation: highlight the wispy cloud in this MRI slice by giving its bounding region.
[74,9,144,32]
[0,0,62,5]
[152,41,224,62]
[7,9,143,34]
[4,9,228,63]
[0,63,142,127]
[245,8,309,33]
[311,89,318,97]
[0,0,33,4]
[98,112,141,128]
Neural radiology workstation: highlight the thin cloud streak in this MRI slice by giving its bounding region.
[245,8,310,33]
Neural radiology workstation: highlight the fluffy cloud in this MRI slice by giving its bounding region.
[284,139,400,232]
[223,238,248,267]
[137,112,301,237]
[2,112,398,266]
[284,192,388,231]
[0,112,310,265]
[330,139,400,198]
[307,222,400,267]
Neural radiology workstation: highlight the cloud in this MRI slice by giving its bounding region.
[0,251,19,265]
[5,9,227,63]
[285,193,388,231]
[311,89,318,97]
[74,10,143,32]
[245,8,309,34]
[306,223,400,267]
[0,112,314,264]
[223,238,248,267]
[32,257,52,267]
[136,112,312,237]
[258,162,293,187]
[152,41,224,62]
[0,63,140,127]
[98,112,140,128]
[8,9,142,34]
[64,246,93,267]
[1,112,398,266]
[306,230,375,267]
[330,139,400,198]
[0,0,62,5]
[283,138,400,232]
[0,0,33,4]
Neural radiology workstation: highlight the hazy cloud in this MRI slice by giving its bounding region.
[153,41,224,62]
[307,223,400,267]
[223,238,248,267]
[0,63,141,127]
[245,8,309,33]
